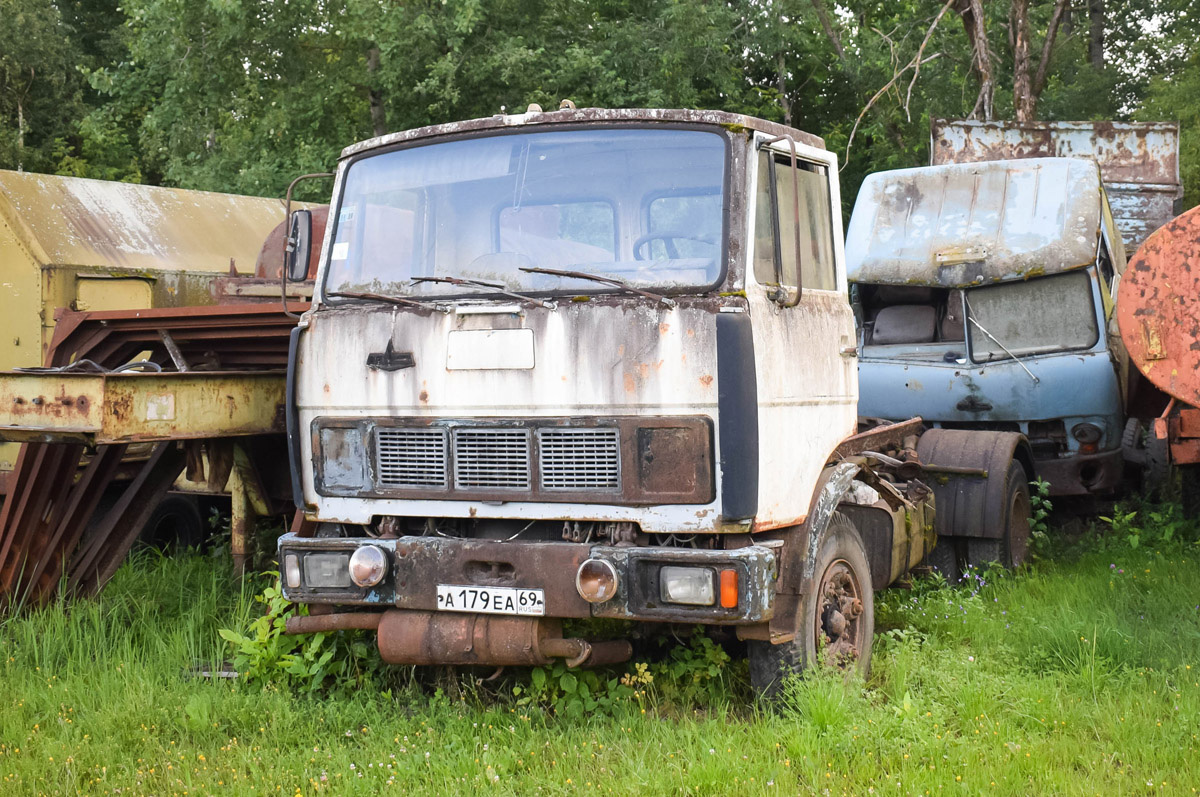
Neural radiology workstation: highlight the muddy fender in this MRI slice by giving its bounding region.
[917,428,1033,568]
[771,461,862,634]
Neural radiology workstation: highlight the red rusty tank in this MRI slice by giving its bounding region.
[1118,203,1200,408]
[254,204,329,280]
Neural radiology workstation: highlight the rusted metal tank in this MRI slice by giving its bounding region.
[1118,204,1200,483]
[1119,204,1200,408]
[932,119,1182,254]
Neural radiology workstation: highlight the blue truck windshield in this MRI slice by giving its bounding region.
[967,270,1099,362]
[323,128,727,299]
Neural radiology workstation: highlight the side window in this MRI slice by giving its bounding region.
[1097,240,1114,289]
[752,151,837,292]
[1096,239,1116,318]
[753,155,779,285]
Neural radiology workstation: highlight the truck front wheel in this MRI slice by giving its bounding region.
[748,512,875,698]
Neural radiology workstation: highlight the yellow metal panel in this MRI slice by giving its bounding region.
[0,217,43,475]
[0,217,43,371]
[74,277,154,312]
[0,371,285,444]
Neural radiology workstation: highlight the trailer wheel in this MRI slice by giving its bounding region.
[965,462,1031,569]
[1132,419,1174,500]
[748,512,874,698]
[138,495,204,551]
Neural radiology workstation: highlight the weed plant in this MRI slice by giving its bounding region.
[0,499,1198,794]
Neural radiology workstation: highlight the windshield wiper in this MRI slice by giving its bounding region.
[411,276,556,309]
[327,290,450,313]
[964,295,1039,384]
[518,266,676,307]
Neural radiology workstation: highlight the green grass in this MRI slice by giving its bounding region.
[2,519,1200,795]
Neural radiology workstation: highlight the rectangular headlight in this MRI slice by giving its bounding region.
[317,424,367,493]
[660,566,715,606]
[302,553,353,588]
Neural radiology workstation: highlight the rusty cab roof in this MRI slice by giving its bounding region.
[340,107,824,160]
[845,157,1105,288]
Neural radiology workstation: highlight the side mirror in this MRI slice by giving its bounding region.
[286,210,312,282]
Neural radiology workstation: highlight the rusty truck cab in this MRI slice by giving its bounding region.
[276,107,904,674]
[847,158,1127,497]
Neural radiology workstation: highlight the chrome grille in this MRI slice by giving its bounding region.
[453,428,531,490]
[374,428,449,488]
[538,428,620,491]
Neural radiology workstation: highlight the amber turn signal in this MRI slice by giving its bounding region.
[719,569,739,608]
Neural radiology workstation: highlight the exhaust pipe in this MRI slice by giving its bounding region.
[284,612,383,634]
[376,610,632,668]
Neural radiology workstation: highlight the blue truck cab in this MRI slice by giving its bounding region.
[846,158,1127,496]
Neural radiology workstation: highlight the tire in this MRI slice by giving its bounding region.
[965,461,1031,569]
[748,512,875,699]
[1121,417,1145,466]
[924,536,961,584]
[1145,429,1173,500]
[138,494,204,551]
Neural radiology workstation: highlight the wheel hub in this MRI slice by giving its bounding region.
[817,560,864,665]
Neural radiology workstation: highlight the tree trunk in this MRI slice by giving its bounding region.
[1088,0,1104,69]
[1032,0,1070,99]
[1016,0,1070,122]
[1013,0,1034,122]
[367,45,387,138]
[777,53,792,126]
[956,0,993,121]
[810,0,846,61]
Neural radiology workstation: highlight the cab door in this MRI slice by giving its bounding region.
[747,137,857,529]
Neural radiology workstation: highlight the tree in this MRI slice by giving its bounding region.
[0,0,85,172]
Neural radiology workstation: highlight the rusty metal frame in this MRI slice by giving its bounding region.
[0,303,305,608]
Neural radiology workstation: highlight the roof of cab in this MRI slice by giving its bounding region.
[340,107,825,159]
[0,170,289,274]
[845,157,1104,288]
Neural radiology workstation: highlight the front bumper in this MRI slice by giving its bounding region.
[278,533,776,625]
[1035,448,1123,496]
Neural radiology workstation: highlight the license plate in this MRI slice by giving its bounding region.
[435,584,545,616]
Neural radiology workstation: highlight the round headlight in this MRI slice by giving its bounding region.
[1071,422,1103,445]
[348,545,388,587]
[576,559,619,603]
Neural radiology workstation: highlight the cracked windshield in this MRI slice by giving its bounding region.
[324,128,727,299]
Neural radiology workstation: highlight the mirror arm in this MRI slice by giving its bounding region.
[281,171,334,319]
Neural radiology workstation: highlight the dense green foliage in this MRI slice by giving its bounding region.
[1,0,1197,207]
[2,504,1199,793]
